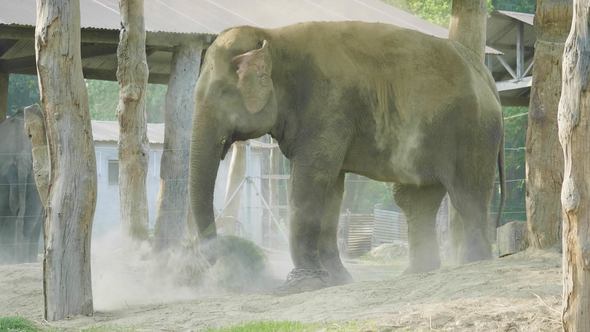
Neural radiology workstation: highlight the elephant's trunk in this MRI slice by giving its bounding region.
[189,115,223,242]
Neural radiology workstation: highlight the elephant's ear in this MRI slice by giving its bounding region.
[232,40,273,114]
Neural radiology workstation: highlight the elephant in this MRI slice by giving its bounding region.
[189,21,504,292]
[0,109,43,264]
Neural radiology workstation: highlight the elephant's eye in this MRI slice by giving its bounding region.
[220,137,227,145]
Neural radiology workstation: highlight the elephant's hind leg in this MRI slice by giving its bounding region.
[448,188,493,264]
[319,172,353,286]
[394,184,446,273]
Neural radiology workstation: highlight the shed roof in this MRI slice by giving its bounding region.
[486,10,535,106]
[1,0,448,36]
[497,10,534,26]
[92,121,164,144]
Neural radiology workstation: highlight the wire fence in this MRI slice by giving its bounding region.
[1,132,530,261]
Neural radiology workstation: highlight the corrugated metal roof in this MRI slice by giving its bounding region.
[1,0,449,35]
[0,0,500,53]
[92,121,164,144]
[497,10,534,26]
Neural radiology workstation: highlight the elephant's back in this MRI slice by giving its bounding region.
[273,21,492,115]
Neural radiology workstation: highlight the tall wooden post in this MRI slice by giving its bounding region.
[448,0,487,62]
[220,142,247,235]
[154,41,202,250]
[558,1,590,329]
[117,0,149,240]
[0,72,7,122]
[526,0,572,249]
[35,0,96,320]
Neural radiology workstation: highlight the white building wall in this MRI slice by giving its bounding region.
[92,140,266,245]
[93,142,163,237]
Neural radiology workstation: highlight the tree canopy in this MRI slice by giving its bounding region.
[383,0,535,26]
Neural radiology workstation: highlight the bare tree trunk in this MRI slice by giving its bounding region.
[154,41,202,250]
[448,0,487,62]
[558,1,590,329]
[117,0,149,241]
[23,104,49,207]
[220,142,247,235]
[0,72,7,122]
[35,0,96,320]
[526,0,572,249]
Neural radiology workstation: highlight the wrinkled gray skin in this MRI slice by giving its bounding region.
[189,21,504,292]
[0,110,43,264]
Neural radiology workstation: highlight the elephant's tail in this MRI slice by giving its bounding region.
[496,131,505,228]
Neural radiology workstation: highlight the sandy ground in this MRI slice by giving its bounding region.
[0,248,561,332]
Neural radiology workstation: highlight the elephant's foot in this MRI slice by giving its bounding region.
[274,268,330,295]
[320,255,353,286]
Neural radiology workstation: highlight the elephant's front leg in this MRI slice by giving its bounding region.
[284,163,343,292]
[319,172,353,285]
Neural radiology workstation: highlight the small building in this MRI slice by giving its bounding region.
[91,121,165,236]
[90,120,274,243]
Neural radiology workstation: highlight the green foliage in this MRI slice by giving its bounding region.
[211,236,268,291]
[80,326,137,332]
[381,0,451,26]
[86,80,166,123]
[381,0,534,27]
[492,0,535,13]
[206,321,314,332]
[0,316,39,332]
[7,75,39,116]
[86,79,118,121]
[496,106,527,223]
[6,76,165,122]
[207,321,385,332]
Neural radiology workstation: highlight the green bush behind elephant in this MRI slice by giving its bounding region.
[189,21,504,292]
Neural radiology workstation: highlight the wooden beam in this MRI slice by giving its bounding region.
[490,43,535,52]
[0,24,209,49]
[82,68,169,84]
[523,58,535,77]
[516,22,525,78]
[0,39,18,57]
[496,55,518,79]
[0,72,7,122]
[0,44,119,72]
[1,65,170,84]
[496,76,533,91]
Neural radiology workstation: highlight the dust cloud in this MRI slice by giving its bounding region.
[90,229,291,311]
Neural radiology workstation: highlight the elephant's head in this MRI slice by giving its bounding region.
[189,28,278,244]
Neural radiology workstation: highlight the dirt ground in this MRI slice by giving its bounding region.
[0,248,561,331]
